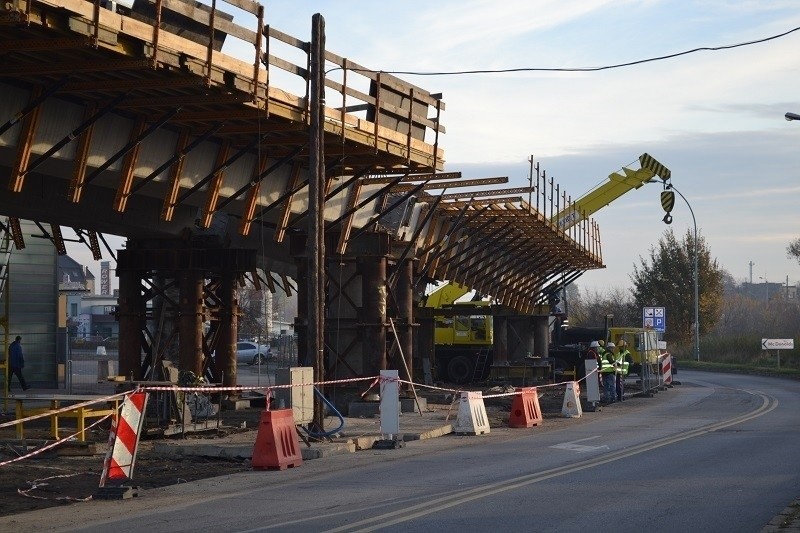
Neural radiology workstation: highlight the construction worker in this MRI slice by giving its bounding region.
[615,340,631,401]
[600,341,617,403]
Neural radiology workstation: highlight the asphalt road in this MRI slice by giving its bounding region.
[4,370,799,532]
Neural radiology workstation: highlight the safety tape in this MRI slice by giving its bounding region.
[140,375,376,393]
[0,391,128,430]
[0,414,112,468]
[18,472,96,502]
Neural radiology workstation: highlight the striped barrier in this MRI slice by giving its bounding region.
[99,390,148,487]
[660,353,673,387]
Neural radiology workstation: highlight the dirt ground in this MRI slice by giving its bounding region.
[0,386,568,517]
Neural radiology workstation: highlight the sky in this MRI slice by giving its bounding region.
[66,0,800,295]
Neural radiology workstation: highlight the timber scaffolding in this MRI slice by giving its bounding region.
[0,0,603,401]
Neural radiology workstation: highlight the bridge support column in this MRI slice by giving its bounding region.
[394,258,414,391]
[360,255,387,376]
[118,269,143,380]
[533,315,550,358]
[178,269,204,377]
[217,272,238,390]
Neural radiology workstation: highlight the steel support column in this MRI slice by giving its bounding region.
[360,256,387,375]
[118,269,143,380]
[217,273,238,390]
[532,315,550,361]
[178,269,204,376]
[394,257,414,390]
[493,314,508,364]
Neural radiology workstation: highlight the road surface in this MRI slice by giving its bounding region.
[3,370,798,532]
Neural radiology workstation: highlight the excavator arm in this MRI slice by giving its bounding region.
[422,281,472,308]
[552,153,671,230]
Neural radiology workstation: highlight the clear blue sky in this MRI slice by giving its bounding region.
[68,1,800,293]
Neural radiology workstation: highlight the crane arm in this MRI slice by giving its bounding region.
[552,153,671,230]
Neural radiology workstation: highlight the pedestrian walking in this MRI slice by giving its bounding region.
[8,335,29,391]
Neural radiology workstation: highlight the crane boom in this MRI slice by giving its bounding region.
[552,153,671,230]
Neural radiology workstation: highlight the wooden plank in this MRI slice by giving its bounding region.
[69,103,96,203]
[9,87,42,193]
[238,152,269,236]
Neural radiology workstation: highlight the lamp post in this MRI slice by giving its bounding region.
[663,183,700,362]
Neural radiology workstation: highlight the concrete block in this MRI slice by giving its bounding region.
[400,396,427,413]
[222,398,252,410]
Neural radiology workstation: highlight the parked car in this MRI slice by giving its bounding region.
[236,341,273,365]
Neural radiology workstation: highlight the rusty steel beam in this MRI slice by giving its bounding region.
[0,78,69,138]
[272,161,303,242]
[0,37,90,53]
[200,140,231,228]
[161,130,191,222]
[362,171,461,183]
[84,107,181,186]
[59,76,206,93]
[237,152,271,236]
[390,176,508,192]
[9,87,43,193]
[113,116,147,213]
[130,122,224,197]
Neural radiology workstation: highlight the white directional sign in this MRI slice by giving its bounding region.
[762,338,794,350]
[643,306,666,332]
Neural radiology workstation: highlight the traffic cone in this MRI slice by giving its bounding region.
[252,409,303,470]
[561,381,583,418]
[508,387,543,428]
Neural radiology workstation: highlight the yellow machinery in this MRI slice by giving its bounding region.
[608,327,660,374]
[421,154,671,384]
[552,153,671,230]
[421,282,493,383]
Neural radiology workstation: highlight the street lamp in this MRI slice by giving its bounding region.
[662,183,700,362]
[785,112,800,121]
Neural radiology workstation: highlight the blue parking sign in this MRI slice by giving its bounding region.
[643,307,666,332]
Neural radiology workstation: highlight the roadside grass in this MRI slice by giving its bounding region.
[668,334,800,379]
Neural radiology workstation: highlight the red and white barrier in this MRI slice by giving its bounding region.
[99,390,148,487]
[660,353,673,387]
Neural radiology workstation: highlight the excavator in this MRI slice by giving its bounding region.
[422,154,671,384]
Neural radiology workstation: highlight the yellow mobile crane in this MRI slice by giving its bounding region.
[423,154,671,384]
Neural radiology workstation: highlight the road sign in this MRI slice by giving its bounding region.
[761,338,794,350]
[643,307,666,332]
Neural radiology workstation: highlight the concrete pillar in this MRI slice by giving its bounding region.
[118,269,142,380]
[493,314,508,363]
[178,269,204,376]
[394,258,414,389]
[295,258,309,367]
[361,256,387,375]
[533,315,550,358]
[217,273,238,388]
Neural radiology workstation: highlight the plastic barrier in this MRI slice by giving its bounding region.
[508,387,543,428]
[561,381,582,418]
[454,391,490,435]
[252,408,303,470]
[99,390,147,487]
[660,353,673,387]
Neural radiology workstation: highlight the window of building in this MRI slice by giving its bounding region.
[70,303,78,316]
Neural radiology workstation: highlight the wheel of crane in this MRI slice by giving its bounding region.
[447,355,475,384]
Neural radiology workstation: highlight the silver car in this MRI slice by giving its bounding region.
[236,341,273,365]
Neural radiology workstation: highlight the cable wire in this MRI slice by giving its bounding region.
[329,25,800,77]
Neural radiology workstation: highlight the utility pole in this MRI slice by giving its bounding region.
[308,13,326,431]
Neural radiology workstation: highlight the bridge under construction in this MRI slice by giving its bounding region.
[0,0,628,418]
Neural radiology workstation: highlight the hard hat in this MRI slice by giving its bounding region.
[589,341,599,348]
[606,342,616,348]
[618,340,627,347]
[598,340,605,346]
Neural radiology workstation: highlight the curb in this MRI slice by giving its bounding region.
[152,423,455,460]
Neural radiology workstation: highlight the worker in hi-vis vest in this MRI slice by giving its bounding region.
[615,340,631,402]
[600,341,617,403]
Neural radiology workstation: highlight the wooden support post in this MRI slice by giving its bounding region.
[308,13,326,430]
